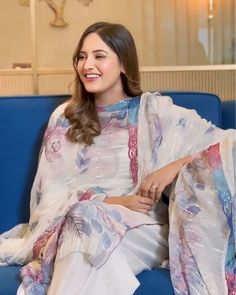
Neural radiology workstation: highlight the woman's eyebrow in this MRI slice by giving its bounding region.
[79,49,108,54]
[93,49,108,53]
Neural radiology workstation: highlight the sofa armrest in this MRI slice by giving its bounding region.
[221,100,236,129]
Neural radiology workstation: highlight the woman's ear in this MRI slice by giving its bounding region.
[120,65,125,74]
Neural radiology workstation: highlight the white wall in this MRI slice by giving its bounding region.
[0,0,145,69]
[0,2,31,68]
[0,0,235,69]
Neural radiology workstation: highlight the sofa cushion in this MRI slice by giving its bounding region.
[135,268,174,295]
[161,91,221,127]
[221,100,236,129]
[0,266,174,295]
[0,95,70,233]
[0,266,21,295]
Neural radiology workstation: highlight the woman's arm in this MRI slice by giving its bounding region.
[139,156,192,202]
[104,156,192,213]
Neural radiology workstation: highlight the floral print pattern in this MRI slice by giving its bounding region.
[44,125,68,162]
[169,143,236,295]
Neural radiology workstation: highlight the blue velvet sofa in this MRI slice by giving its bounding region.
[0,91,235,295]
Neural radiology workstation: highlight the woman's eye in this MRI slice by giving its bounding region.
[95,55,105,59]
[78,55,86,60]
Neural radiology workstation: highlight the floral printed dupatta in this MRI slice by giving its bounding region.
[137,92,235,295]
[137,94,236,295]
[169,139,235,295]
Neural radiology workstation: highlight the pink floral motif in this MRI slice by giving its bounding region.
[32,222,61,259]
[128,126,138,184]
[44,126,68,162]
[79,190,94,201]
[21,261,43,283]
[208,143,221,169]
[226,272,236,295]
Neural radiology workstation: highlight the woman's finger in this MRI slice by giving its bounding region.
[139,203,153,211]
[148,184,158,201]
[139,196,154,205]
[155,185,165,202]
[140,184,150,197]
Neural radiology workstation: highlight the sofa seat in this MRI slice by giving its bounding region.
[0,266,174,295]
[0,266,21,295]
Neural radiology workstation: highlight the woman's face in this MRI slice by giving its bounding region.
[77,33,125,103]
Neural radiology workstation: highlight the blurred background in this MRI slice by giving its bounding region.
[0,0,235,99]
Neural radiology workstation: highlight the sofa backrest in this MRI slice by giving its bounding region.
[160,91,222,127]
[0,95,70,232]
[0,92,222,233]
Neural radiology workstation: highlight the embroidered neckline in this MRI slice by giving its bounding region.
[96,97,137,113]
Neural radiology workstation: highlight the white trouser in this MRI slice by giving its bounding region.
[18,223,169,295]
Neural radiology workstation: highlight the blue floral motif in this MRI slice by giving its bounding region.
[100,232,112,250]
[177,117,186,127]
[153,135,162,149]
[128,96,140,125]
[206,125,216,133]
[56,116,70,128]
[110,210,122,222]
[75,145,90,173]
[25,283,47,295]
[29,221,39,232]
[36,180,42,205]
[185,205,201,216]
[211,162,235,293]
[0,256,13,264]
[81,219,92,237]
[195,183,205,190]
[93,186,107,195]
[91,219,103,233]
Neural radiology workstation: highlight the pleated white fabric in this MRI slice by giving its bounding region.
[48,224,168,295]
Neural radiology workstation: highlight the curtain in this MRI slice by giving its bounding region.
[137,0,235,66]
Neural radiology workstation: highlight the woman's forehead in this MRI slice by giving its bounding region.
[81,33,110,52]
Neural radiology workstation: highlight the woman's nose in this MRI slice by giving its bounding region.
[83,56,94,70]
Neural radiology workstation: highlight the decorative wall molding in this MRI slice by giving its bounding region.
[19,0,93,27]
[19,0,30,6]
[44,0,68,27]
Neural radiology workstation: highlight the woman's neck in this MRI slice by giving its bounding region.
[95,89,128,106]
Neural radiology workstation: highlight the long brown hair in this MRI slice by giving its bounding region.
[65,22,142,145]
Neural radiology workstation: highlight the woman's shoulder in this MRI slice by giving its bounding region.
[141,91,174,103]
[140,91,174,111]
[46,101,70,128]
[50,100,70,120]
[140,91,208,128]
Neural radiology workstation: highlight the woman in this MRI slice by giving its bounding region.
[0,22,235,295]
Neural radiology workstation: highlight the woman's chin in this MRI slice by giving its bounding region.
[84,85,99,94]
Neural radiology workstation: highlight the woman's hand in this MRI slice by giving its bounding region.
[139,156,192,202]
[104,195,154,214]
